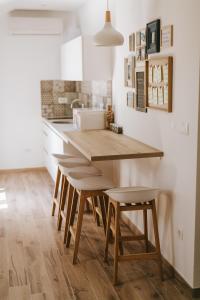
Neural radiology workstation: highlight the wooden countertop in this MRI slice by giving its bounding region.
[63,130,164,161]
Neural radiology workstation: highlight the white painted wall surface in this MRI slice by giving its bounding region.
[78,0,200,288]
[0,15,61,169]
[0,11,79,170]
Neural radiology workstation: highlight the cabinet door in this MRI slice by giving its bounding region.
[42,123,64,181]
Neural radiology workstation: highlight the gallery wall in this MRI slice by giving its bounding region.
[78,0,200,288]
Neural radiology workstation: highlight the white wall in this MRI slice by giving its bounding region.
[78,0,200,288]
[0,11,79,170]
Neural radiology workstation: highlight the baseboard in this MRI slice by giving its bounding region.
[192,288,200,298]
[121,213,197,297]
[0,167,46,174]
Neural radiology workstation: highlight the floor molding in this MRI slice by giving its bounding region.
[192,288,200,298]
[0,167,46,174]
[121,213,197,297]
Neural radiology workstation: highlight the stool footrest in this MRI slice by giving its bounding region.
[119,234,145,242]
[61,211,66,219]
[69,225,77,241]
[95,207,102,218]
[118,252,159,262]
[53,198,59,206]
[120,203,152,212]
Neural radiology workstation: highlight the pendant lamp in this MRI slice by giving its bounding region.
[93,0,124,47]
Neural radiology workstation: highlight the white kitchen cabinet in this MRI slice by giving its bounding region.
[42,122,64,181]
[61,36,112,81]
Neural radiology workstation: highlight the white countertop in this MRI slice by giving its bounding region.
[43,118,77,143]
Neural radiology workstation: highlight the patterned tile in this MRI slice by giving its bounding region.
[40,80,53,92]
[40,79,113,118]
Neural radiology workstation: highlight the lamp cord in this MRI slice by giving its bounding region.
[107,0,109,10]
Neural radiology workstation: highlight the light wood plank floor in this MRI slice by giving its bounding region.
[0,169,195,300]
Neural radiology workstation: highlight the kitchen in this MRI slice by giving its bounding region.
[0,0,200,299]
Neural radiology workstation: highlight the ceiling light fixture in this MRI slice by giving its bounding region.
[93,0,124,47]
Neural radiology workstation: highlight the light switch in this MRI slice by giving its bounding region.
[178,122,190,136]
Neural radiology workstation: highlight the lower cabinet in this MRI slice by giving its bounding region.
[42,122,64,181]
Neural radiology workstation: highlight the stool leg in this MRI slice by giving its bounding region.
[143,208,149,252]
[152,199,163,281]
[52,167,61,216]
[66,190,78,248]
[113,205,124,255]
[73,193,86,264]
[63,184,74,244]
[114,202,120,285]
[99,196,107,234]
[104,200,112,262]
[93,196,100,226]
[57,176,68,230]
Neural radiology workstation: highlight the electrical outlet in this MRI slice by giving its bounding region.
[58,97,68,104]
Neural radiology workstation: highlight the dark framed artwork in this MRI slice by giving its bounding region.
[146,19,160,54]
[135,66,147,113]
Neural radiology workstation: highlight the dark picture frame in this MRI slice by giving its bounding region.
[135,66,147,113]
[146,19,160,54]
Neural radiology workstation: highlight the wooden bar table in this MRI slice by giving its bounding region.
[63,130,164,161]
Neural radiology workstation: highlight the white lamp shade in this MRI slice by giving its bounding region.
[94,22,124,47]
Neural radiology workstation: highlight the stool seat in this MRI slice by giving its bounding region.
[57,157,90,170]
[67,172,115,191]
[59,165,102,177]
[105,186,159,203]
[52,153,77,164]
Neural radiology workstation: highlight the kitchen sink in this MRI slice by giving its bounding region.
[51,119,73,124]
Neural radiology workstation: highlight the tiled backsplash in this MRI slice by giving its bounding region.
[40,80,112,119]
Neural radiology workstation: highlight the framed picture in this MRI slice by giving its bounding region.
[140,47,147,61]
[161,25,173,49]
[136,31,141,48]
[124,56,135,88]
[146,19,161,54]
[129,33,135,52]
[140,28,146,47]
[145,56,173,112]
[127,91,135,108]
[136,48,141,62]
[135,66,147,113]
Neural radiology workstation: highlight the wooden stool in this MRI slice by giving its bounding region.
[65,172,115,264]
[104,187,163,285]
[57,165,102,243]
[51,154,90,220]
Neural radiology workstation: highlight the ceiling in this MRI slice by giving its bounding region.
[0,0,87,12]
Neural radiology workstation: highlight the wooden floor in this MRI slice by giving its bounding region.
[0,169,195,300]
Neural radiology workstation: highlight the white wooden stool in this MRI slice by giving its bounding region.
[58,165,102,242]
[51,154,90,219]
[66,172,115,264]
[104,186,163,285]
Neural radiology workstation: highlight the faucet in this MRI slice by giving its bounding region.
[70,99,85,109]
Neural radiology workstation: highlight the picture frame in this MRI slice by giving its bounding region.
[124,56,135,88]
[135,66,147,113]
[146,19,161,54]
[145,56,173,112]
[127,91,135,108]
[140,28,146,47]
[161,25,173,49]
[140,47,147,61]
[129,33,135,52]
[136,31,141,48]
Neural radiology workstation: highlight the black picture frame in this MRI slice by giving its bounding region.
[146,19,160,54]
